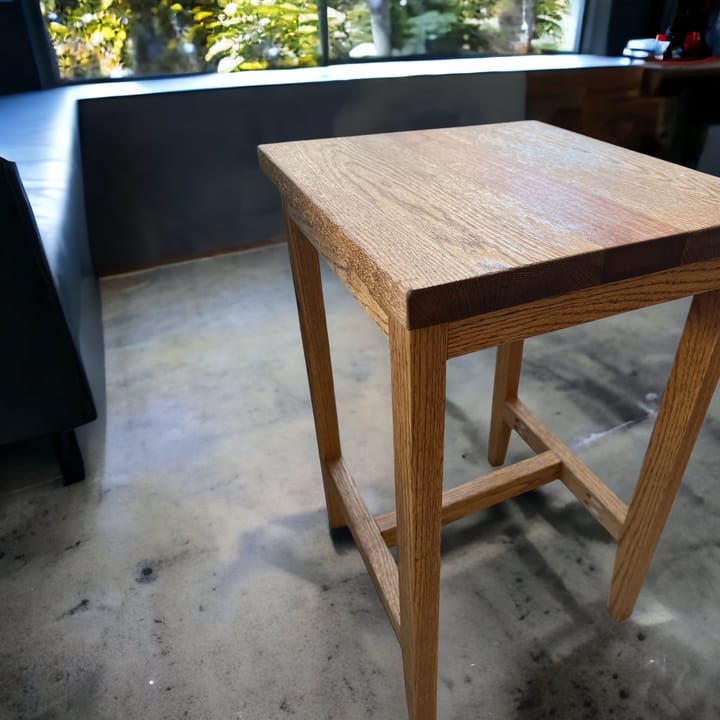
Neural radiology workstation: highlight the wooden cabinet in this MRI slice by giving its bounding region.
[526,66,666,154]
[526,61,720,175]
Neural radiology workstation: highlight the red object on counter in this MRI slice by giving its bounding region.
[684,31,702,54]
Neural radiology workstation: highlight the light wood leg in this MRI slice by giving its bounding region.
[286,212,345,529]
[390,318,447,720]
[488,341,524,466]
[609,290,720,621]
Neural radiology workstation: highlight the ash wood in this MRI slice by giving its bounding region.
[447,257,720,357]
[609,289,720,622]
[375,451,562,548]
[488,341,525,466]
[287,205,390,336]
[259,122,720,329]
[327,457,401,637]
[269,122,720,719]
[285,211,345,528]
[390,318,447,720]
[506,399,628,540]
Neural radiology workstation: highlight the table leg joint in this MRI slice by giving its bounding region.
[505,398,628,540]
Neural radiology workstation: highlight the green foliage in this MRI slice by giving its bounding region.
[326,3,373,58]
[387,0,512,56]
[128,0,205,74]
[43,0,322,75]
[41,0,132,77]
[41,0,571,78]
[535,0,568,48]
[195,0,321,70]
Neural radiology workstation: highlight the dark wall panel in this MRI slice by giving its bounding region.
[79,72,524,274]
[0,0,58,95]
[606,0,657,55]
[582,0,665,55]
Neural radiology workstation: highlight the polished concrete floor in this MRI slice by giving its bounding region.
[1,244,720,720]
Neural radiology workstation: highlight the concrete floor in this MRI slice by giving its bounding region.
[1,243,720,720]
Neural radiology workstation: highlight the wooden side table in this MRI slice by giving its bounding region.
[259,121,720,720]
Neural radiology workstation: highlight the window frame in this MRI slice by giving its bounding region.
[4,0,664,88]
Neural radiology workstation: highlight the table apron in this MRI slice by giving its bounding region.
[446,257,720,358]
[284,199,720,359]
[285,203,392,335]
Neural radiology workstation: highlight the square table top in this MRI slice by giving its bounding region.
[259,121,720,329]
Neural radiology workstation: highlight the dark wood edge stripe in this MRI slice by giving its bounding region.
[446,258,720,357]
[408,232,720,330]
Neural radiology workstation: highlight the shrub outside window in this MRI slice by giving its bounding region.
[40,0,584,80]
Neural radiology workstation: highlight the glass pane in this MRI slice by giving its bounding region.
[41,0,321,79]
[328,0,583,61]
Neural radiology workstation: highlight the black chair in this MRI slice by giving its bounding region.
[0,157,97,483]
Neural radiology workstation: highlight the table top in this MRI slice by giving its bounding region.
[259,121,720,329]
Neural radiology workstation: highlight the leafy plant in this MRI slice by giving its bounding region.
[42,0,132,77]
[535,0,567,48]
[195,0,321,70]
[41,0,571,78]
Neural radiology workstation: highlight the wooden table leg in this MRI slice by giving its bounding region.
[609,289,720,621]
[286,211,345,530]
[488,341,524,466]
[390,318,447,720]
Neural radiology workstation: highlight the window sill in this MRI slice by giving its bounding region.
[63,54,632,101]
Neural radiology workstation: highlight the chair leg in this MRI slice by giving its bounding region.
[53,430,85,485]
[285,211,345,530]
[390,318,447,720]
[488,340,524,466]
[609,290,720,621]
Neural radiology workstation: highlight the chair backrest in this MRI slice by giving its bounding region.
[0,156,95,444]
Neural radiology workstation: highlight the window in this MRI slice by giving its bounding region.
[41,0,584,79]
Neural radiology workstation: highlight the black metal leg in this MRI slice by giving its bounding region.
[52,430,85,485]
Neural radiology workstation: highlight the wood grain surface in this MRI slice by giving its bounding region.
[609,289,720,620]
[259,121,720,328]
[374,451,561,547]
[286,212,346,528]
[328,457,401,636]
[506,399,628,540]
[446,257,720,356]
[390,318,447,720]
[488,341,525,466]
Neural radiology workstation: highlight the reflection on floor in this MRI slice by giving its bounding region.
[1,244,719,719]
